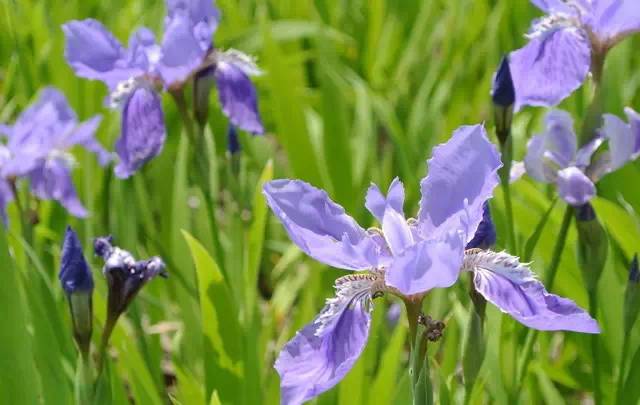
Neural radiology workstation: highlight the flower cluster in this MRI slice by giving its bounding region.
[63,0,263,178]
[0,88,109,222]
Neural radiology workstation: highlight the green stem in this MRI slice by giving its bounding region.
[516,205,573,386]
[579,50,605,147]
[544,205,573,289]
[616,333,630,404]
[589,291,602,405]
[95,316,116,383]
[170,89,224,267]
[405,298,427,403]
[499,136,517,253]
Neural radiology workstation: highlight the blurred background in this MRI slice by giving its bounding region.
[1,0,640,403]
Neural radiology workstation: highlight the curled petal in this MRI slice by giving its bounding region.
[385,232,465,296]
[602,113,634,171]
[556,166,596,206]
[29,158,87,218]
[63,19,139,88]
[365,177,404,222]
[275,276,373,404]
[418,124,501,243]
[263,179,384,270]
[215,60,264,134]
[466,250,600,333]
[158,13,206,86]
[510,28,591,110]
[114,87,166,178]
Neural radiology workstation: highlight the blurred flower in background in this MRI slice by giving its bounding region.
[510,0,640,109]
[0,87,108,220]
[63,0,263,178]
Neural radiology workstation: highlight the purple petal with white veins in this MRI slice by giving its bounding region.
[215,60,264,134]
[591,1,640,42]
[510,28,591,109]
[418,124,501,243]
[556,166,596,206]
[114,87,166,178]
[365,177,405,222]
[275,280,372,405]
[385,232,465,296]
[63,19,141,88]
[158,13,205,86]
[263,179,385,270]
[29,158,87,218]
[472,256,599,333]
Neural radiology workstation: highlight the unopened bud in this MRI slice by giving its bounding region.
[491,56,515,145]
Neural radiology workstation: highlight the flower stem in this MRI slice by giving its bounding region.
[616,333,630,403]
[579,51,605,147]
[499,136,517,253]
[515,204,573,387]
[589,290,602,405]
[404,298,430,405]
[170,89,224,268]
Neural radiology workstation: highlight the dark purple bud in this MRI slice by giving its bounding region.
[227,125,240,155]
[466,203,496,250]
[60,226,94,294]
[630,254,639,284]
[575,202,596,222]
[491,56,515,107]
[59,226,93,356]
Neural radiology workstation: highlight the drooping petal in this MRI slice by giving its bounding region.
[418,125,501,243]
[158,13,206,86]
[602,113,634,171]
[215,59,264,134]
[275,276,373,404]
[63,19,140,88]
[465,249,600,333]
[263,179,383,270]
[365,177,405,222]
[385,232,465,296]
[59,226,94,294]
[591,1,640,42]
[29,158,88,218]
[114,87,166,178]
[509,28,591,109]
[556,166,596,206]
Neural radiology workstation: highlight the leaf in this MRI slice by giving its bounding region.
[370,318,408,405]
[183,231,244,404]
[523,198,558,262]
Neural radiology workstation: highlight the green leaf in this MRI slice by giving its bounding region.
[183,231,244,404]
[523,198,558,262]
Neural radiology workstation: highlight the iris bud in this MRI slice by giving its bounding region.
[624,255,640,334]
[575,203,608,293]
[59,226,94,357]
[491,56,515,146]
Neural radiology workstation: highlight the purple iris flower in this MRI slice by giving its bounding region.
[510,0,640,109]
[265,125,599,404]
[63,0,263,178]
[0,87,108,218]
[520,108,640,206]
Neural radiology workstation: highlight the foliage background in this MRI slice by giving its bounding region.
[1,0,640,403]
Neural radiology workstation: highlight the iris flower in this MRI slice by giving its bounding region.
[520,108,639,206]
[264,125,599,404]
[510,0,640,109]
[0,87,108,220]
[63,0,263,178]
